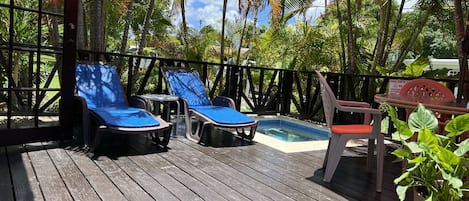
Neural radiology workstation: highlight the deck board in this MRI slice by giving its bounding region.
[180,140,347,201]
[93,155,155,200]
[159,151,250,201]
[65,149,127,201]
[172,141,293,201]
[0,147,14,201]
[112,156,179,201]
[46,148,101,201]
[128,153,204,200]
[7,145,44,201]
[2,134,402,201]
[26,144,73,201]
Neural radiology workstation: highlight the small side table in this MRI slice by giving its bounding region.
[140,94,181,137]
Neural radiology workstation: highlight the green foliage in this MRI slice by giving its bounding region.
[400,56,430,77]
[421,16,457,58]
[386,104,469,201]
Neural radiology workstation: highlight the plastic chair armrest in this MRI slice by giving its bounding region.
[336,104,381,114]
[336,105,381,125]
[336,100,371,108]
[213,96,236,109]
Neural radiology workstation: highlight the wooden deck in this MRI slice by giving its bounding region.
[0,132,401,201]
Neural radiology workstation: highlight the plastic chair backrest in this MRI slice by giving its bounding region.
[316,71,337,129]
[164,70,211,107]
[399,78,455,104]
[75,64,127,109]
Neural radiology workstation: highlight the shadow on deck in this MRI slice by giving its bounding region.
[0,131,402,201]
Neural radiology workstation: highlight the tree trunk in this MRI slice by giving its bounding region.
[391,11,430,72]
[90,0,105,55]
[180,0,188,55]
[345,0,356,73]
[382,0,405,66]
[249,5,259,60]
[220,0,228,96]
[335,0,346,72]
[76,0,86,50]
[371,0,392,73]
[454,0,469,102]
[117,0,134,74]
[236,13,248,65]
[134,0,155,82]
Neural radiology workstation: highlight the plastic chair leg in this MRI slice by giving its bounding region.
[376,134,384,192]
[367,138,375,171]
[323,135,348,182]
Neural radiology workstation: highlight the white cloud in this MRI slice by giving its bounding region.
[182,0,241,30]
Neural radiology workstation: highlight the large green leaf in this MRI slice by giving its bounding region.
[435,146,460,171]
[406,141,423,153]
[408,104,438,133]
[445,113,469,138]
[392,148,411,159]
[442,170,463,190]
[455,139,469,157]
[417,128,438,146]
[386,104,413,140]
[396,184,410,201]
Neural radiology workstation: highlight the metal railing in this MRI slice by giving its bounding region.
[77,50,461,124]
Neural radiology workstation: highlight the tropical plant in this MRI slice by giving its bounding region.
[386,103,469,201]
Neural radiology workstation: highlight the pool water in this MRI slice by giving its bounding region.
[257,119,328,142]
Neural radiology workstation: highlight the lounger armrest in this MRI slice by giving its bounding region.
[213,96,236,109]
[128,95,148,110]
[336,100,371,108]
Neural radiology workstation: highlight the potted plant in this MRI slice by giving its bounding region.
[385,103,469,201]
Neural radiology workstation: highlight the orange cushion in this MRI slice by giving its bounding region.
[331,125,373,134]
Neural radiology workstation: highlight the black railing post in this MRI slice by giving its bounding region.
[156,59,164,94]
[281,71,293,114]
[236,66,244,110]
[202,63,208,85]
[126,56,134,98]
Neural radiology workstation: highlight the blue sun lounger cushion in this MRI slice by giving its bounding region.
[165,70,255,124]
[191,105,255,124]
[164,71,212,107]
[75,64,159,127]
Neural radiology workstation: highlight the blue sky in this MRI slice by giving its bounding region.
[175,0,418,30]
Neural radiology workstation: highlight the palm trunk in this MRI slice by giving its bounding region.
[181,0,188,55]
[220,0,228,96]
[371,0,392,73]
[90,0,105,55]
[134,0,155,82]
[382,0,405,65]
[454,0,468,102]
[391,11,430,72]
[236,13,248,65]
[76,0,86,50]
[335,0,346,72]
[117,0,134,74]
[345,0,356,73]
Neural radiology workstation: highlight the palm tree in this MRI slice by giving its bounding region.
[117,0,134,73]
[454,0,469,102]
[133,0,155,81]
[90,0,105,54]
[172,0,189,55]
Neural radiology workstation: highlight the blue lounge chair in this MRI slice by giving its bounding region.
[162,67,257,143]
[74,63,171,151]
